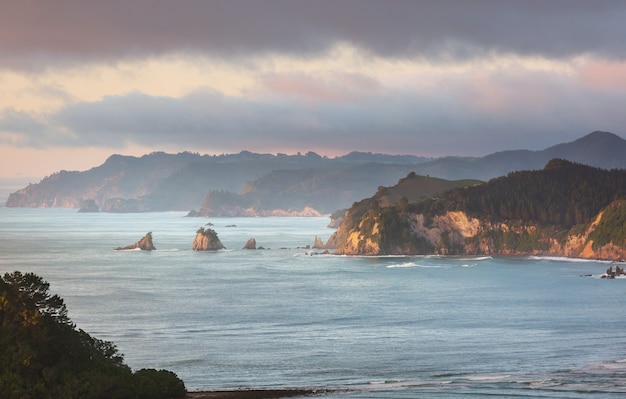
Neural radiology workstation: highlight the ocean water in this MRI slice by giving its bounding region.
[1,207,626,398]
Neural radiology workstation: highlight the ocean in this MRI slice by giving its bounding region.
[1,207,625,398]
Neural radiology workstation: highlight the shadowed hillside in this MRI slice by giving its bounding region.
[6,131,626,214]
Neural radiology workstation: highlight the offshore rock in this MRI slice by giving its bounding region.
[115,232,156,251]
[602,265,626,279]
[313,236,325,249]
[78,199,99,213]
[243,238,257,250]
[193,228,225,251]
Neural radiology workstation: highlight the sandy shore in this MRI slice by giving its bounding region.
[186,388,325,399]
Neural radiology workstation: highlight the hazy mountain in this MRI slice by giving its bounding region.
[5,151,429,211]
[5,131,626,213]
[193,164,459,216]
[413,131,626,180]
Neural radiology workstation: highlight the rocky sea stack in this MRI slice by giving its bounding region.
[243,238,257,249]
[115,232,156,251]
[193,227,225,251]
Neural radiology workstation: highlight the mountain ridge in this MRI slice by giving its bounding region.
[5,131,626,214]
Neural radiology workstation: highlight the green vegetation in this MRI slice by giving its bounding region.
[197,226,220,240]
[588,200,626,250]
[334,159,626,256]
[412,159,626,227]
[0,271,186,399]
[355,205,435,254]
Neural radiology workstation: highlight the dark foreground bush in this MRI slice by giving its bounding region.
[0,271,186,399]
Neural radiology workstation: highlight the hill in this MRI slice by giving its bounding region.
[5,151,429,212]
[5,131,626,215]
[413,131,626,180]
[191,164,456,216]
[328,159,626,260]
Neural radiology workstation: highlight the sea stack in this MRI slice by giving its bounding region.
[115,232,156,251]
[192,227,225,251]
[243,238,257,250]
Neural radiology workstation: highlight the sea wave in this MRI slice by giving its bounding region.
[458,256,492,261]
[386,262,447,269]
[528,256,613,264]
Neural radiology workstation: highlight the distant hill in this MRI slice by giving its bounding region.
[193,168,481,216]
[5,131,626,214]
[5,151,429,212]
[328,159,626,260]
[413,131,626,180]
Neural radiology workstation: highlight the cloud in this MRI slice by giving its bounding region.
[259,71,381,103]
[0,109,48,144]
[3,1,626,71]
[2,59,623,158]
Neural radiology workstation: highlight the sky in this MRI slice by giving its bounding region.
[2,0,626,181]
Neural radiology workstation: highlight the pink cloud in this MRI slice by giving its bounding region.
[260,72,380,103]
[579,60,626,90]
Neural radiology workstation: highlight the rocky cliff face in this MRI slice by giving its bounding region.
[329,205,626,261]
[328,158,626,261]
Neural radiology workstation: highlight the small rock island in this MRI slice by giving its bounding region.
[602,265,626,279]
[115,232,156,251]
[192,227,225,251]
[243,238,257,250]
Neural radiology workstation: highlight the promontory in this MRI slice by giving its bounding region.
[327,159,626,261]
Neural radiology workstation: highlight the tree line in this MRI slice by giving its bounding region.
[410,159,626,228]
[0,271,186,399]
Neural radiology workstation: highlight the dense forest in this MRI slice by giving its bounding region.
[0,272,186,399]
[411,159,626,227]
[331,159,626,256]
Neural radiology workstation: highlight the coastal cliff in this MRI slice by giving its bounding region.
[328,160,626,260]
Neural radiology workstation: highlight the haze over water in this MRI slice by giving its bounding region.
[1,207,625,398]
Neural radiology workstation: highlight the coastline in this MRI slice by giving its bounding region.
[186,388,328,399]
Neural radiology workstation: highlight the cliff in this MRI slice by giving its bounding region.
[329,160,626,260]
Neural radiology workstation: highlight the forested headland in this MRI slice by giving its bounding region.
[329,159,626,258]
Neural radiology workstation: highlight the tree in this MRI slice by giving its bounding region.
[1,272,70,328]
[0,271,186,399]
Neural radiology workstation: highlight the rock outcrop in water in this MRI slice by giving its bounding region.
[602,265,626,279]
[243,238,257,250]
[192,228,225,251]
[115,232,156,251]
[313,236,325,249]
[78,199,99,213]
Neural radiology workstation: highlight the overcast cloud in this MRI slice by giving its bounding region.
[1,0,626,178]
